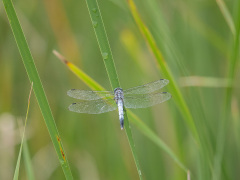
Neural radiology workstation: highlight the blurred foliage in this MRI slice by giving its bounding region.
[0,0,239,180]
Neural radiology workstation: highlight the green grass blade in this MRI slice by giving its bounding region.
[13,128,22,179]
[85,0,120,90]
[22,84,35,180]
[85,0,142,178]
[127,0,200,145]
[213,1,240,179]
[216,0,236,36]
[2,1,73,179]
[53,50,104,91]
[128,112,188,172]
[23,141,35,180]
[13,83,33,180]
[54,52,188,173]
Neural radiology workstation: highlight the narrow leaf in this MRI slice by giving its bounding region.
[127,0,200,145]
[216,0,236,36]
[13,83,33,180]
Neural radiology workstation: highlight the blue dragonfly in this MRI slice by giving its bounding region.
[67,79,171,129]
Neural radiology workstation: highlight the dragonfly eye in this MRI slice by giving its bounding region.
[114,87,123,93]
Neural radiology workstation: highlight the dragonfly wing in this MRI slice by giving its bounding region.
[124,79,169,95]
[124,92,171,109]
[67,89,114,100]
[68,98,117,114]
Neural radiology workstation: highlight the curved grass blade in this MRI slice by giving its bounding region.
[54,52,188,173]
[14,83,33,180]
[53,50,104,91]
[2,1,73,179]
[22,83,35,180]
[127,0,200,145]
[216,0,236,36]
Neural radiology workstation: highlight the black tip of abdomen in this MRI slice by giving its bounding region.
[120,118,124,130]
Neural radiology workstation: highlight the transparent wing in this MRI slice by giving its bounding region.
[67,89,114,100]
[68,98,117,114]
[124,79,169,95]
[124,92,171,109]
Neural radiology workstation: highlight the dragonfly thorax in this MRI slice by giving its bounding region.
[114,88,124,102]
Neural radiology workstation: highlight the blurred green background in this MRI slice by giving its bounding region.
[0,0,239,179]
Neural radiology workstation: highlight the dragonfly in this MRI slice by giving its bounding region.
[67,79,171,130]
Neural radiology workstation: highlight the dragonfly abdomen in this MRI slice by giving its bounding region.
[114,88,125,129]
[117,99,124,130]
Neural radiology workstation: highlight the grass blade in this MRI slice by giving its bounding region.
[13,83,33,180]
[77,0,142,178]
[23,141,35,180]
[127,0,200,144]
[179,76,230,88]
[85,0,120,89]
[2,0,73,179]
[128,112,188,172]
[216,0,236,36]
[53,50,104,91]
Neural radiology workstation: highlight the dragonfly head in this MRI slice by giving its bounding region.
[114,87,123,94]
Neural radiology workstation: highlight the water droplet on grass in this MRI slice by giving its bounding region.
[138,170,142,176]
[93,21,98,28]
[92,8,97,13]
[102,52,108,59]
